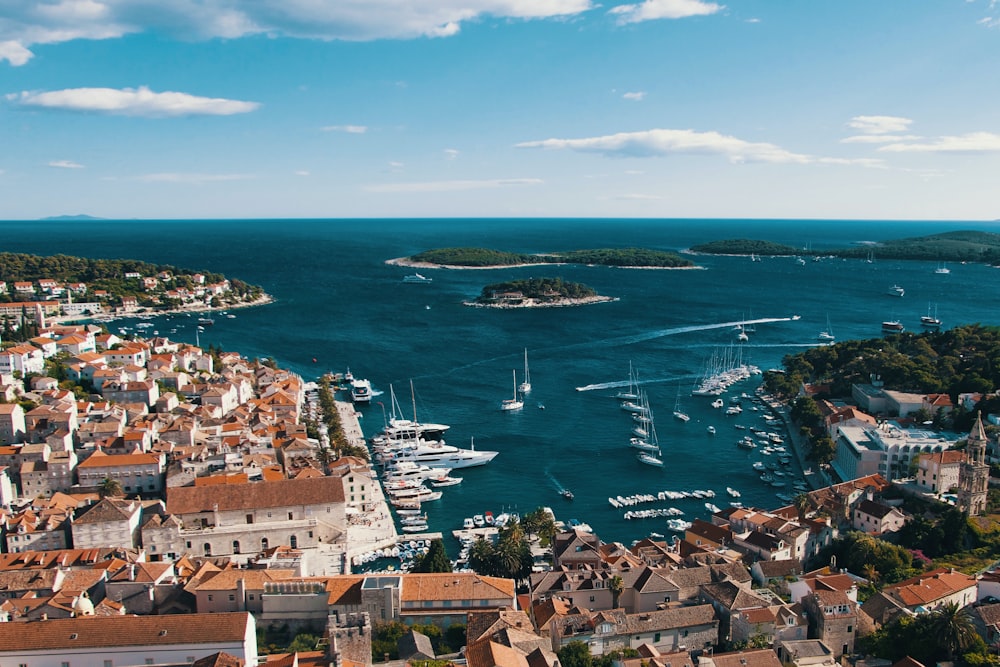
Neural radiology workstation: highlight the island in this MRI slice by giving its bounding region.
[691,230,1000,263]
[464,277,615,308]
[0,251,270,325]
[389,246,696,269]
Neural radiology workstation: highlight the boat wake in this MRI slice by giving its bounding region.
[576,374,697,392]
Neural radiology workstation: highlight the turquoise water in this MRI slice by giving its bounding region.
[4,217,1000,545]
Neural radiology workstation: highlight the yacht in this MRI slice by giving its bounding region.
[403,273,433,283]
[382,438,499,469]
[921,304,942,329]
[887,284,905,297]
[882,320,905,334]
[350,378,372,404]
[500,369,524,411]
[935,263,951,275]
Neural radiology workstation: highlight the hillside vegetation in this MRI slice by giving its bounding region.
[409,247,693,268]
[475,277,598,302]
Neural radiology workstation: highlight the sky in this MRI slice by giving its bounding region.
[1,1,999,221]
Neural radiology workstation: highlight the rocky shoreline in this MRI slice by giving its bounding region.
[386,256,700,270]
[463,295,618,309]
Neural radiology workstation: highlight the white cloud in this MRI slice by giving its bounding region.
[137,172,254,183]
[816,157,888,169]
[294,170,310,176]
[388,161,405,170]
[840,134,922,144]
[609,0,723,24]
[623,91,646,101]
[10,86,259,117]
[366,177,543,193]
[745,17,760,23]
[978,16,1000,28]
[846,115,913,134]
[517,128,812,164]
[0,0,594,66]
[877,132,1000,153]
[48,159,84,169]
[322,124,367,133]
[443,148,460,159]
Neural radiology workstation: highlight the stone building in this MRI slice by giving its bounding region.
[958,413,990,516]
[800,589,856,659]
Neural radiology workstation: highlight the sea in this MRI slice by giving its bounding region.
[4,217,1000,549]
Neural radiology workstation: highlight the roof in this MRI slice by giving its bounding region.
[0,612,253,651]
[167,476,345,514]
[707,649,783,667]
[400,572,515,602]
[885,567,977,607]
[193,569,295,592]
[78,451,161,468]
[74,498,140,525]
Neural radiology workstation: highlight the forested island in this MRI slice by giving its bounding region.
[465,277,614,308]
[392,246,695,268]
[691,230,1000,263]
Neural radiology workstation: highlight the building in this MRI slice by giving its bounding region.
[72,498,144,550]
[800,589,857,659]
[832,423,954,483]
[0,404,26,445]
[76,451,165,497]
[958,414,990,516]
[916,450,964,494]
[0,611,258,666]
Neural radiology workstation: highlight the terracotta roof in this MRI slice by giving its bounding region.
[0,612,252,651]
[401,573,515,602]
[193,569,295,592]
[885,568,976,607]
[325,575,364,606]
[167,476,344,514]
[78,451,161,468]
[192,652,245,667]
[708,649,783,667]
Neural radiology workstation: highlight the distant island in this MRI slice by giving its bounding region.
[389,246,696,269]
[41,214,106,221]
[691,230,1000,263]
[465,277,615,308]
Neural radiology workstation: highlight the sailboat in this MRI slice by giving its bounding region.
[673,386,690,422]
[817,315,835,342]
[634,392,664,466]
[518,348,531,394]
[921,303,942,329]
[500,369,524,411]
[614,361,640,401]
[935,262,950,275]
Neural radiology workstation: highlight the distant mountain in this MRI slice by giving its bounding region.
[40,214,105,221]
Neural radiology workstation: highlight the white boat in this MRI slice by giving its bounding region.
[500,369,524,411]
[921,303,942,329]
[351,378,372,404]
[637,450,664,467]
[666,518,691,532]
[402,524,429,533]
[430,475,463,487]
[706,425,716,435]
[614,361,641,401]
[380,437,499,469]
[935,262,950,275]
[736,324,748,342]
[379,382,451,442]
[673,386,690,422]
[887,284,905,297]
[727,487,741,498]
[403,273,433,283]
[711,398,724,409]
[473,514,485,527]
[882,319,905,334]
[518,348,531,394]
[818,314,835,342]
[629,436,659,452]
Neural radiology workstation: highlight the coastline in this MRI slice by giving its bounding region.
[463,295,618,309]
[54,293,275,325]
[387,256,700,271]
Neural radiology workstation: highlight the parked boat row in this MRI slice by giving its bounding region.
[623,507,684,520]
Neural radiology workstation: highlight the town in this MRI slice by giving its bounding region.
[0,274,999,667]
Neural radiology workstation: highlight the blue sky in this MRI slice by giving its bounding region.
[2,1,999,220]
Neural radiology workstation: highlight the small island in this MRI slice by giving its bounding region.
[689,239,799,256]
[465,277,615,308]
[389,246,696,269]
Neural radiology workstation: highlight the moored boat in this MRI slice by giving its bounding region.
[882,320,905,334]
[403,273,433,283]
[887,284,905,297]
[500,369,524,411]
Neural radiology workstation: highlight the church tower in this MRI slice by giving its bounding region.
[958,412,990,516]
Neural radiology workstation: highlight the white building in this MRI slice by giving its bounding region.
[832,423,955,483]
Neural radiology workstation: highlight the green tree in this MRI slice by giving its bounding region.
[98,476,124,498]
[412,539,453,573]
[927,602,978,662]
[609,575,624,609]
[558,641,594,667]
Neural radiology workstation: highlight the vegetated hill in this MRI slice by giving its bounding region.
[410,246,692,267]
[410,247,538,266]
[555,248,693,267]
[693,230,1000,263]
[475,277,598,302]
[688,239,800,255]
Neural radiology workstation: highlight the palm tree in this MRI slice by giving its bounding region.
[609,575,624,609]
[926,601,977,661]
[862,563,880,589]
[98,476,123,498]
[793,493,811,521]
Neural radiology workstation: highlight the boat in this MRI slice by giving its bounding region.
[472,514,485,527]
[711,398,724,409]
[403,273,433,283]
[500,369,524,411]
[818,314,835,342]
[629,436,660,453]
[379,382,451,443]
[882,320,905,334]
[736,324,748,342]
[197,317,214,326]
[921,304,942,329]
[615,361,641,401]
[518,348,531,394]
[635,399,664,467]
[726,487,741,498]
[402,524,429,533]
[673,386,690,422]
[706,425,716,435]
[561,489,574,500]
[887,284,905,297]
[666,518,692,532]
[351,377,373,404]
[430,475,463,487]
[935,262,950,275]
[378,437,499,469]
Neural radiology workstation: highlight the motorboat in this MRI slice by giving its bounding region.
[351,377,372,404]
[882,320,905,334]
[887,284,905,297]
[379,438,498,469]
[707,425,716,435]
[430,475,463,487]
[403,273,433,283]
[561,489,574,500]
[711,398,724,408]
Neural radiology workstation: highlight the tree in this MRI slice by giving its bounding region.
[98,476,124,498]
[412,539,453,573]
[609,575,624,609]
[927,602,978,661]
[558,641,593,667]
[793,493,811,520]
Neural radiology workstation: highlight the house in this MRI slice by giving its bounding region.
[698,649,783,667]
[851,499,907,535]
[862,567,977,620]
[915,450,965,495]
[552,530,604,570]
[76,450,166,497]
[0,344,45,375]
[191,568,296,614]
[548,604,718,656]
[0,404,26,445]
[800,589,857,658]
[0,611,258,666]
[777,639,838,667]
[72,498,144,550]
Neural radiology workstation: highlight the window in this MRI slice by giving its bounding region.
[104,661,113,667]
[290,535,298,548]
[146,660,154,666]
[249,594,255,600]
[261,537,269,550]
[208,595,214,601]
[308,531,314,538]
[233,540,241,554]
[288,512,294,520]
[229,594,235,601]
[590,595,595,602]
[847,625,853,633]
[683,630,689,637]
[654,633,661,643]
[204,542,212,556]
[63,661,71,667]
[246,514,254,524]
